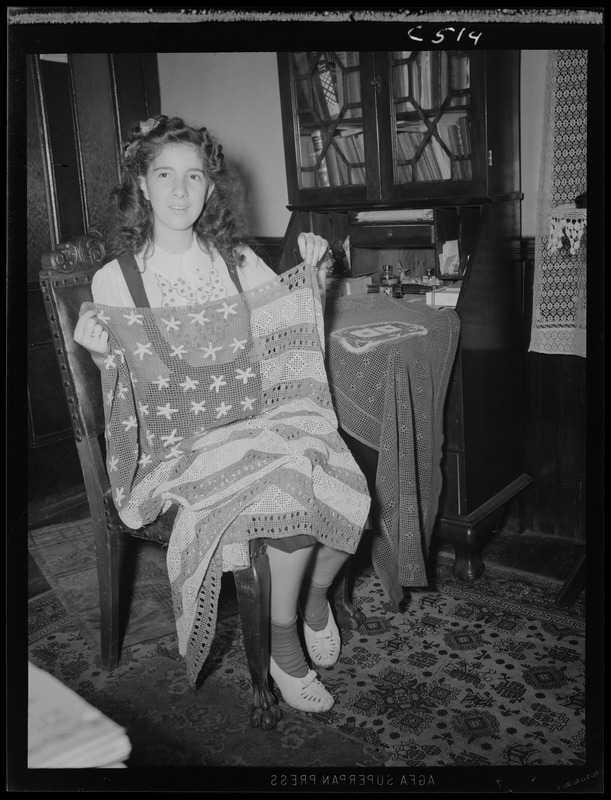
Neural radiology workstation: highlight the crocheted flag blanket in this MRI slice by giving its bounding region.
[82,263,370,683]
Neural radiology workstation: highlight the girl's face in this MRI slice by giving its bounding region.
[138,142,213,239]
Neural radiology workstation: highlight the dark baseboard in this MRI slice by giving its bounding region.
[28,487,89,530]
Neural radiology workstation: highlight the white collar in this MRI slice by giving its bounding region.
[139,236,213,281]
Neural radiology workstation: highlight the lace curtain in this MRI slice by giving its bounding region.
[529,50,587,359]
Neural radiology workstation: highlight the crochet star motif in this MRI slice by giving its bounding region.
[152,376,171,390]
[215,401,232,418]
[161,316,182,331]
[123,311,144,325]
[157,403,178,420]
[201,342,223,361]
[235,367,255,385]
[134,342,153,360]
[160,429,183,447]
[170,344,188,359]
[209,375,227,393]
[217,301,238,319]
[230,338,247,353]
[179,376,199,391]
[188,310,210,325]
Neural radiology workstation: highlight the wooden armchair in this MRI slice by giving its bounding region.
[39,230,364,731]
[39,230,282,729]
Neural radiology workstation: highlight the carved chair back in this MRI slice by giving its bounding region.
[38,230,176,541]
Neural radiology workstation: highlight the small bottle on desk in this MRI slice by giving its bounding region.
[381,264,399,296]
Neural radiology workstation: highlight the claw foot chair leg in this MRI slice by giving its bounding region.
[234,540,282,730]
[334,561,366,631]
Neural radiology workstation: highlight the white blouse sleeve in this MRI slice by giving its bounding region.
[91,260,135,307]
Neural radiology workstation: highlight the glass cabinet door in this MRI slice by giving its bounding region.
[390,50,472,187]
[292,51,367,191]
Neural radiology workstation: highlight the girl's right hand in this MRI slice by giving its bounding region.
[73,308,110,357]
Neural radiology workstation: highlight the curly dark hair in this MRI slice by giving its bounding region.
[104,115,254,269]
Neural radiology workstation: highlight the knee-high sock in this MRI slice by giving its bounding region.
[302,580,332,631]
[271,618,308,678]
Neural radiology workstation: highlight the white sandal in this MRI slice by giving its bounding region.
[302,602,341,668]
[270,658,335,713]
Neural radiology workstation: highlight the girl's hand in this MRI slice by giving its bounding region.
[297,232,332,270]
[297,232,331,311]
[73,308,110,358]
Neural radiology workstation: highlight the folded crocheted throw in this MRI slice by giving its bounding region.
[82,263,370,683]
[325,295,460,605]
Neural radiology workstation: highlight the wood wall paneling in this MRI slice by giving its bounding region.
[38,58,85,243]
[514,245,586,542]
[140,53,162,120]
[111,53,161,140]
[27,58,54,282]
[70,54,121,233]
[27,53,161,523]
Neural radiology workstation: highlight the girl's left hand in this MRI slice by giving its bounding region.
[297,232,332,270]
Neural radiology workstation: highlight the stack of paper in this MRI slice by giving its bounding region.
[354,209,434,223]
[426,285,461,307]
[28,662,131,768]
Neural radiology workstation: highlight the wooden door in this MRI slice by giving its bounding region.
[26,53,160,527]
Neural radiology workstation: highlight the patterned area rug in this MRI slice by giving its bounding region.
[28,520,177,648]
[214,560,586,768]
[27,520,586,772]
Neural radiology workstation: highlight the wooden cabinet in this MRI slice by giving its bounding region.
[277,50,530,582]
[277,50,520,208]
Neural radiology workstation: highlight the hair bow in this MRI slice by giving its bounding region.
[140,118,160,136]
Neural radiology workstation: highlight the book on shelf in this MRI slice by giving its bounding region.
[450,53,470,91]
[310,129,330,187]
[396,126,423,162]
[438,50,449,105]
[299,134,316,188]
[458,116,471,154]
[334,54,345,114]
[404,135,441,183]
[416,52,431,109]
[436,115,471,180]
[430,136,452,180]
[415,51,443,110]
[430,50,450,109]
[446,126,465,179]
[334,128,366,184]
[395,132,409,163]
[392,51,412,113]
[325,143,348,187]
[421,142,442,181]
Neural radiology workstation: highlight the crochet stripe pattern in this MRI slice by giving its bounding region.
[82,262,370,683]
